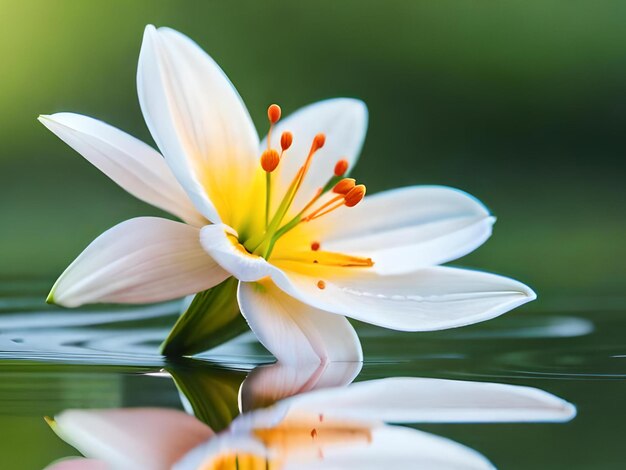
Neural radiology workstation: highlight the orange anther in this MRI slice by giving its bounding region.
[260,149,280,172]
[333,178,356,195]
[311,133,326,153]
[334,159,349,177]
[311,241,320,251]
[317,280,326,289]
[267,104,281,124]
[344,184,366,207]
[280,131,293,151]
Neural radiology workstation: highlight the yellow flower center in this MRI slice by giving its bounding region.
[241,103,371,268]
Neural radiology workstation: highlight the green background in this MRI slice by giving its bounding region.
[1,1,624,301]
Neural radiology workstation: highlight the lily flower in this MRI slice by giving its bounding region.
[45,364,575,470]
[40,25,536,363]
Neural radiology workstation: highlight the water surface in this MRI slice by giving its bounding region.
[0,282,623,469]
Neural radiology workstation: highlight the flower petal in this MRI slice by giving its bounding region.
[50,408,213,470]
[279,377,576,425]
[38,113,205,227]
[44,458,107,470]
[200,224,535,332]
[137,25,260,226]
[269,264,536,331]
[292,426,495,470]
[50,217,229,307]
[199,224,276,282]
[237,279,362,366]
[278,186,494,274]
[239,362,362,412]
[261,98,367,211]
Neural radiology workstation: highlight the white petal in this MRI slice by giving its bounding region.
[269,264,536,331]
[239,362,362,413]
[238,280,362,366]
[200,224,534,332]
[137,25,260,225]
[199,223,276,282]
[262,98,367,212]
[38,113,205,227]
[44,459,107,470]
[51,217,229,307]
[51,408,213,470]
[308,186,495,274]
[290,426,494,470]
[280,377,576,425]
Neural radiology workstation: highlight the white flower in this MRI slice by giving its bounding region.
[40,25,536,364]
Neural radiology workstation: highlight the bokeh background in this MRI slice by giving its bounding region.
[1,0,625,305]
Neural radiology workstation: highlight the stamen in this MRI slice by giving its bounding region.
[266,104,281,150]
[261,147,280,228]
[311,133,326,153]
[298,133,326,186]
[345,184,366,207]
[334,159,349,177]
[304,201,345,221]
[281,131,293,151]
[267,104,281,124]
[317,280,326,290]
[333,178,356,195]
[256,132,328,252]
[302,183,366,222]
[260,149,280,172]
[311,241,320,251]
[303,194,344,221]
[298,187,323,216]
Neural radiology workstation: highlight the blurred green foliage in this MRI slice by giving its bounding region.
[0,0,624,304]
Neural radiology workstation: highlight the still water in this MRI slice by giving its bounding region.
[0,281,623,469]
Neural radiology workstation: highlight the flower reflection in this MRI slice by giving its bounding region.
[45,363,575,470]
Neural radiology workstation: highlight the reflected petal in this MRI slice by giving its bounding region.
[240,362,362,411]
[274,377,576,425]
[51,408,213,470]
[292,426,494,470]
[44,458,107,470]
[175,426,493,470]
